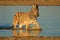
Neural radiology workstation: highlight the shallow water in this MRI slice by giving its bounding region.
[0,29,40,37]
[0,6,60,37]
[0,26,60,37]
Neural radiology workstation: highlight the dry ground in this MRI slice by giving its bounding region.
[0,36,60,40]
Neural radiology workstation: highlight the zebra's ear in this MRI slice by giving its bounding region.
[32,4,38,8]
[32,4,36,8]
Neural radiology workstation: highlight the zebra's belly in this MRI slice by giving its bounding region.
[19,20,31,25]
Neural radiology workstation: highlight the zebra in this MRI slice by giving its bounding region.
[12,4,40,29]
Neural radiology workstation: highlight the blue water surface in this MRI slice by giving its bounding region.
[0,6,60,37]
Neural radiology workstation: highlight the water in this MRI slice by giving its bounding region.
[0,25,60,37]
[1,17,60,37]
[0,18,60,37]
[0,6,60,37]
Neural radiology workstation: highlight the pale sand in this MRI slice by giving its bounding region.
[0,36,60,40]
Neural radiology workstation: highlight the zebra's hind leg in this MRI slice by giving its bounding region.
[12,21,18,29]
[19,24,23,29]
[26,24,29,29]
[13,23,17,29]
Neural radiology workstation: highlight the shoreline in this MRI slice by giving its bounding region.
[0,36,60,40]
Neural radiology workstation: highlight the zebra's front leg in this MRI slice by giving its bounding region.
[32,21,40,29]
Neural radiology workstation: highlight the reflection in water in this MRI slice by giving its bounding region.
[12,30,41,37]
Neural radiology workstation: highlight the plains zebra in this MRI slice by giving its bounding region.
[12,4,40,29]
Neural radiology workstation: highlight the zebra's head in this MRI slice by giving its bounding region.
[31,4,39,17]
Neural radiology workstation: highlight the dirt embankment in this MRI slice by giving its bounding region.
[0,36,60,40]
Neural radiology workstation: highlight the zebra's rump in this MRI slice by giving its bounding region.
[17,12,35,20]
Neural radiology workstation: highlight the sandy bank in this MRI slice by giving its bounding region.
[0,36,60,40]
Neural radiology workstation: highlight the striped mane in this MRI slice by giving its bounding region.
[31,5,39,18]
